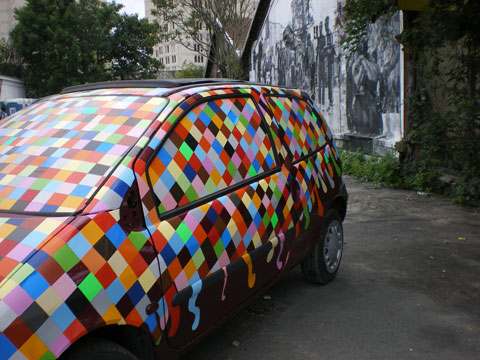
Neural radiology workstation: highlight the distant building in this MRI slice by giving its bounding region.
[144,0,208,75]
[0,0,26,41]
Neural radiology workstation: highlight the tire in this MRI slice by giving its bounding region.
[301,209,344,284]
[61,337,140,360]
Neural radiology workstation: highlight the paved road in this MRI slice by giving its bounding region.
[181,176,480,359]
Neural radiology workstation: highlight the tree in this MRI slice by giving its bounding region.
[109,14,162,80]
[174,62,204,78]
[10,0,162,97]
[151,0,255,79]
[0,39,22,78]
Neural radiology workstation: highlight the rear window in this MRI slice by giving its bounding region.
[0,94,167,214]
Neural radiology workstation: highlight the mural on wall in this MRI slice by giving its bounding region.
[251,0,403,147]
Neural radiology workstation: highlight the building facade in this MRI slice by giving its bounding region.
[0,0,26,41]
[144,0,208,74]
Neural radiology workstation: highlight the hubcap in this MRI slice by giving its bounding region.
[323,219,343,273]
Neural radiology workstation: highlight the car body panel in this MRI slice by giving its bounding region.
[0,82,346,359]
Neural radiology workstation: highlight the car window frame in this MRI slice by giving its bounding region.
[145,93,281,221]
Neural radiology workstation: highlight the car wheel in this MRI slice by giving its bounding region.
[61,337,140,360]
[301,209,343,284]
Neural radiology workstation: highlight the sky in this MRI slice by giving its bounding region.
[115,0,146,18]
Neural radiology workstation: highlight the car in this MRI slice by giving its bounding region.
[0,79,347,360]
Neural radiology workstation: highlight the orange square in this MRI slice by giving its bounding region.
[117,239,138,264]
[167,258,182,279]
[82,248,106,274]
[119,265,137,290]
[19,334,48,360]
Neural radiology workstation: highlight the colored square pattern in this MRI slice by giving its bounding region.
[0,94,167,214]
[148,97,276,214]
[266,96,325,161]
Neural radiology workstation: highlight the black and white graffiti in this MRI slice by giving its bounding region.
[251,0,403,146]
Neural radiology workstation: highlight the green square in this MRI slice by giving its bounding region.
[227,161,238,178]
[78,273,102,301]
[248,164,257,177]
[18,165,36,177]
[273,186,283,200]
[39,350,56,360]
[11,263,34,284]
[106,133,122,144]
[129,231,148,251]
[184,184,199,202]
[271,212,278,228]
[83,107,99,114]
[177,222,193,244]
[276,99,285,111]
[52,245,80,272]
[262,212,271,227]
[213,240,225,259]
[33,137,49,146]
[30,178,50,191]
[203,105,216,119]
[93,124,107,132]
[179,142,194,161]
[192,250,205,269]
[3,136,17,146]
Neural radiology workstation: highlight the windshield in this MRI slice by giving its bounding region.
[0,93,167,215]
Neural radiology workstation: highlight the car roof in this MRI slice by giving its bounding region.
[61,78,247,94]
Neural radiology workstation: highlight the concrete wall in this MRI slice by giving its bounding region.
[249,0,404,151]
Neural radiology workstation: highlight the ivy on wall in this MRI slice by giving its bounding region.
[340,0,480,206]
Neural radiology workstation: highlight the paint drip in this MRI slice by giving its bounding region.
[267,236,279,263]
[221,267,228,301]
[188,280,202,331]
[242,253,256,288]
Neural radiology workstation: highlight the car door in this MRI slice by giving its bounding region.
[263,94,331,261]
[140,92,299,348]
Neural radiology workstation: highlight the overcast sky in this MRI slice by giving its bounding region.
[115,0,146,18]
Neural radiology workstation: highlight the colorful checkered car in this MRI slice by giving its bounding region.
[0,79,347,360]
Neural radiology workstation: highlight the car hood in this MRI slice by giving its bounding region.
[0,215,73,283]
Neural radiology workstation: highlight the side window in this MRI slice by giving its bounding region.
[266,96,325,161]
[148,96,276,214]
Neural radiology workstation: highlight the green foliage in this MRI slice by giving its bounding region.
[173,63,204,79]
[0,39,22,78]
[109,15,162,80]
[339,0,396,54]
[10,0,161,97]
[341,149,403,188]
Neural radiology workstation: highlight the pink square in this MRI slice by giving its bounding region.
[3,285,34,315]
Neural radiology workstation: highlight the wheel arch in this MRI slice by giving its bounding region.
[329,195,347,222]
[60,324,156,360]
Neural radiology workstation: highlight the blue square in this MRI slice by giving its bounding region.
[126,281,144,305]
[22,231,48,248]
[106,278,126,304]
[105,223,127,248]
[183,163,196,182]
[71,184,91,197]
[96,142,114,153]
[160,242,176,266]
[26,250,50,268]
[67,232,92,259]
[21,271,50,299]
[0,334,16,358]
[51,303,76,331]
